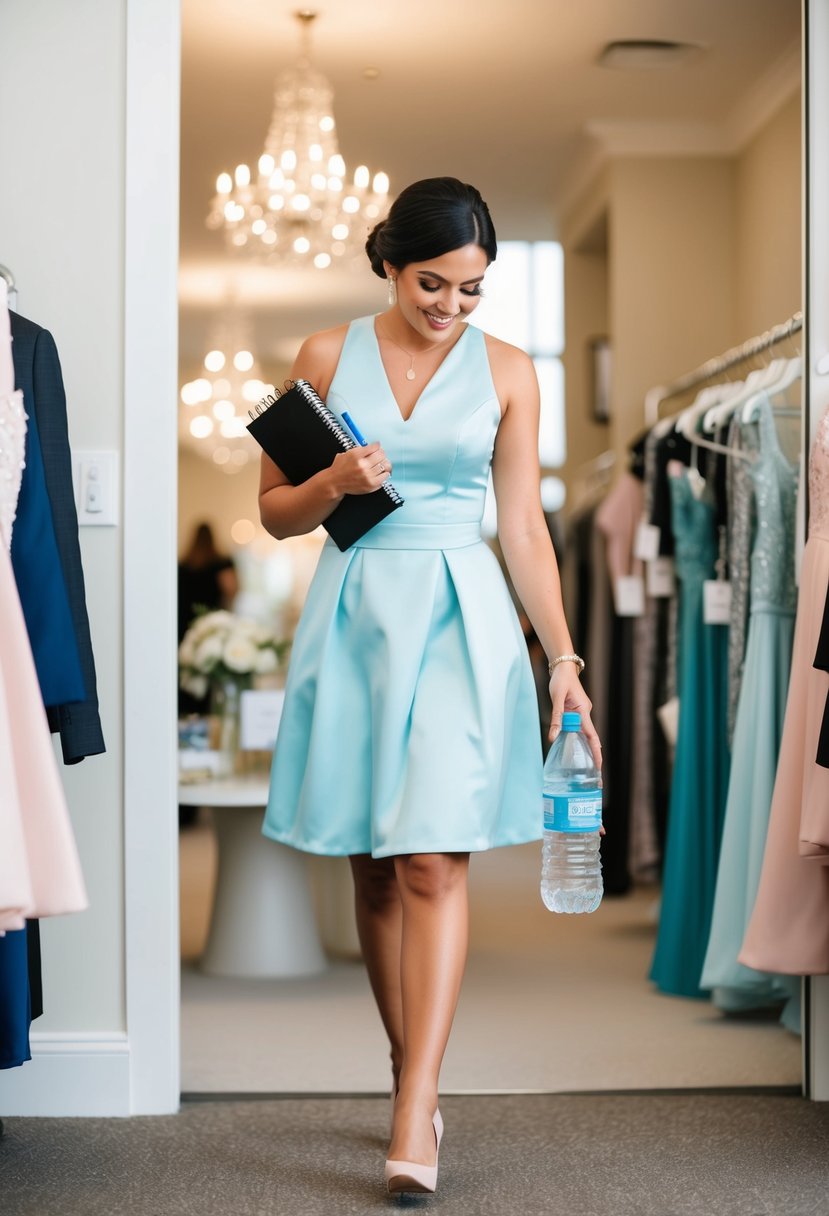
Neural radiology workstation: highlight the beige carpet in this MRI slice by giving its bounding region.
[4,1094,828,1216]
[180,821,802,1093]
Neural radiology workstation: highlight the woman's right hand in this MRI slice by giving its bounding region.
[330,442,392,496]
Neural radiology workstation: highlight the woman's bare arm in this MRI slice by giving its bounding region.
[258,327,393,540]
[489,338,602,766]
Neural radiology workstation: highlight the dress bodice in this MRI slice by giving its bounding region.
[808,403,829,542]
[742,395,798,614]
[669,469,717,586]
[326,316,501,537]
[0,390,26,551]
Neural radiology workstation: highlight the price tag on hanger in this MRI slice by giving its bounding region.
[703,580,732,625]
[657,696,680,747]
[646,557,675,599]
[634,520,661,562]
[614,575,646,618]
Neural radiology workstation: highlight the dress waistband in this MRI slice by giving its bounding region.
[341,521,483,551]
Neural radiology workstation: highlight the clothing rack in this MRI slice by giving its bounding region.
[0,265,17,310]
[644,312,803,425]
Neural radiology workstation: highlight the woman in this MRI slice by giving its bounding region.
[177,521,238,642]
[259,178,600,1194]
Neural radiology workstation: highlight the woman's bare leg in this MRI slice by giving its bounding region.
[389,851,470,1166]
[349,854,404,1089]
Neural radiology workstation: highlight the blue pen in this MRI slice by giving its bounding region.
[342,411,368,447]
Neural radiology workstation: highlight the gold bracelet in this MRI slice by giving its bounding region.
[547,653,585,677]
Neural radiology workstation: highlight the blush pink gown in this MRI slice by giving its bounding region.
[739,406,829,975]
[0,286,87,933]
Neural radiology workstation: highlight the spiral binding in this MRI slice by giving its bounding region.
[249,379,403,505]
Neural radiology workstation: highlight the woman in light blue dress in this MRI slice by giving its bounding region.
[259,178,601,1194]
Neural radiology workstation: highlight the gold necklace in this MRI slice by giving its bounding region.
[371,323,432,379]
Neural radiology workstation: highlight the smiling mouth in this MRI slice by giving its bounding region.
[422,310,457,324]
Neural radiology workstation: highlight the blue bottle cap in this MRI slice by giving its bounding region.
[561,712,581,731]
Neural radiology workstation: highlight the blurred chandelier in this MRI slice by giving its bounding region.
[180,326,274,470]
[206,9,391,268]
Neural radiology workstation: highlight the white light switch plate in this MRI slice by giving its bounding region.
[72,450,119,526]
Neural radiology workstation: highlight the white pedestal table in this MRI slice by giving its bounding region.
[179,775,326,979]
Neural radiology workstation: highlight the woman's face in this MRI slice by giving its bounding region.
[385,244,489,344]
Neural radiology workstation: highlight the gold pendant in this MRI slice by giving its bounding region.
[406,368,416,381]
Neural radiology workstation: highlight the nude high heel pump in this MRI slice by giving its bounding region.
[384,1109,443,1195]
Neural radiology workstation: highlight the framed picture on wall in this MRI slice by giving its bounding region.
[588,336,611,423]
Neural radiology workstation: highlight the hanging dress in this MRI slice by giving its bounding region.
[0,288,87,1067]
[700,397,799,1021]
[649,465,730,999]
[739,406,829,976]
[263,316,543,858]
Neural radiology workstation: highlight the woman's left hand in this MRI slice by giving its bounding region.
[547,664,605,835]
[547,663,603,770]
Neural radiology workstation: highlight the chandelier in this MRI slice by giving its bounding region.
[180,320,274,471]
[206,10,391,268]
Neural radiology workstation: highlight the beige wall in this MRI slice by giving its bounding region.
[560,90,802,492]
[734,89,802,340]
[609,155,738,454]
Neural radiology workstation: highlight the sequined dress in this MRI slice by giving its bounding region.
[740,405,829,976]
[700,396,799,1021]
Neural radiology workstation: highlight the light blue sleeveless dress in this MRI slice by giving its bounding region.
[700,396,800,1026]
[262,315,543,858]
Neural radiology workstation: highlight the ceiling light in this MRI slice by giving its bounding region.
[206,11,391,268]
[180,316,274,462]
[598,40,703,71]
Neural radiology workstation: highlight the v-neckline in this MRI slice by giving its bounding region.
[371,316,471,424]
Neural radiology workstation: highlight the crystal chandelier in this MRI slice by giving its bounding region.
[180,321,274,471]
[206,10,391,268]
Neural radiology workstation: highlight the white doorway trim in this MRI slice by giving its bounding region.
[123,0,181,1115]
[805,0,829,1105]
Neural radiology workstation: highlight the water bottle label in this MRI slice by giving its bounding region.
[543,791,603,833]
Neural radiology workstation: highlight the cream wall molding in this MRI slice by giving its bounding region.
[727,38,802,153]
[558,38,802,225]
[0,1035,131,1117]
[585,119,734,158]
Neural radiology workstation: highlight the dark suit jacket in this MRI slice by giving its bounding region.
[10,311,105,763]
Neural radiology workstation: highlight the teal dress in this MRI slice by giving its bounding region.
[700,397,800,1024]
[650,468,731,999]
[262,316,543,858]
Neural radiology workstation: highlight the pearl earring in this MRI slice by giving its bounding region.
[388,276,397,307]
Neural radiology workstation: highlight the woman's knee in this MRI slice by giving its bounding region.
[394,852,469,901]
[350,854,400,914]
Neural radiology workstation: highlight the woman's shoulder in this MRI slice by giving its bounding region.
[295,322,350,364]
[292,322,353,396]
[480,331,538,406]
[480,330,535,371]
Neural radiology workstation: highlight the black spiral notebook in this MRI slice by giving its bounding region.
[247,379,404,552]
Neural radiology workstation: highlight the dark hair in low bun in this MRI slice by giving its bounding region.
[365,177,497,278]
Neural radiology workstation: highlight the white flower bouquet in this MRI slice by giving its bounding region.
[178,610,289,700]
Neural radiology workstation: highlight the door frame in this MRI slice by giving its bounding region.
[122,0,828,1114]
[804,0,829,1103]
[123,0,181,1114]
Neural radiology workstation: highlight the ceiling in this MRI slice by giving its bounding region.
[179,0,801,368]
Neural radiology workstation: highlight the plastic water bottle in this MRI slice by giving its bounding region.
[541,712,603,913]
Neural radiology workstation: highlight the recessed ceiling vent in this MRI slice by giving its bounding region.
[598,40,703,71]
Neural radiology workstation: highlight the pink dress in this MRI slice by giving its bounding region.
[739,407,829,975]
[0,287,87,932]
